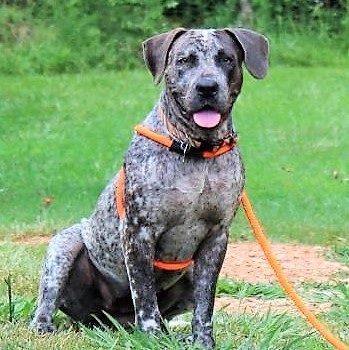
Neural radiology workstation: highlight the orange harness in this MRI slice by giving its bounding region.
[115,124,237,271]
[115,125,348,349]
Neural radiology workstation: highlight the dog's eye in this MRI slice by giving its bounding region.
[177,57,189,64]
[223,57,234,65]
[177,54,196,65]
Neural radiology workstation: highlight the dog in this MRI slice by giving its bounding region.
[31,27,269,348]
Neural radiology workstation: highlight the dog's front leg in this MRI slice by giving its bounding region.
[192,227,228,349]
[122,223,161,332]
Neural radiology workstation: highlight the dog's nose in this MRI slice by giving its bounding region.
[196,78,219,97]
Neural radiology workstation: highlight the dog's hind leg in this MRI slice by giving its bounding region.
[158,271,194,320]
[30,223,84,333]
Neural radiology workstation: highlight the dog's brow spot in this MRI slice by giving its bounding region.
[201,29,214,42]
[200,29,216,50]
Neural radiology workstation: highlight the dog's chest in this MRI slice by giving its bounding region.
[128,152,244,260]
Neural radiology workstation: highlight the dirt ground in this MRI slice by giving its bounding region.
[14,236,349,315]
[215,242,349,315]
[220,242,348,284]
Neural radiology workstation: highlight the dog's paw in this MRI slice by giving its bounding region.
[193,333,215,349]
[139,318,162,333]
[136,309,162,333]
[30,319,56,334]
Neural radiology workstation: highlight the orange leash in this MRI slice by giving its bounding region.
[241,190,349,350]
[118,124,348,347]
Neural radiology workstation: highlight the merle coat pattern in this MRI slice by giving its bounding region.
[31,28,269,348]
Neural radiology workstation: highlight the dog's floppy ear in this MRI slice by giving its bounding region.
[224,28,269,79]
[143,28,187,85]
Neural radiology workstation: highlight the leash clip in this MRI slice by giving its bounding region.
[170,138,191,161]
[179,140,190,160]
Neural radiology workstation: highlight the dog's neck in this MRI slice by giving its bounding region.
[158,103,202,148]
[158,91,235,150]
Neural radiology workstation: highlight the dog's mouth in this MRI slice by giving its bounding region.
[192,108,222,129]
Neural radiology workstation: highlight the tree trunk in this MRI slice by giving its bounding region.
[238,0,254,27]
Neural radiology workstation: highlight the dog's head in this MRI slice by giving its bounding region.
[143,28,269,140]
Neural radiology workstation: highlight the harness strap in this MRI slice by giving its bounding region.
[153,258,194,271]
[115,124,236,271]
[134,124,173,149]
[134,124,237,158]
[116,167,126,220]
[115,167,193,271]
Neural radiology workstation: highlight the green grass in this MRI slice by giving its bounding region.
[1,67,348,244]
[216,279,285,300]
[0,311,333,349]
[0,71,160,236]
[268,31,349,68]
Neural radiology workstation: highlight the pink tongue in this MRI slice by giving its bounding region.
[193,110,221,128]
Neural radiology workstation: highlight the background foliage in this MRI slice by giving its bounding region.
[0,0,348,74]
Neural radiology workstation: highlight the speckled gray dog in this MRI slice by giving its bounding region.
[31,28,269,348]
